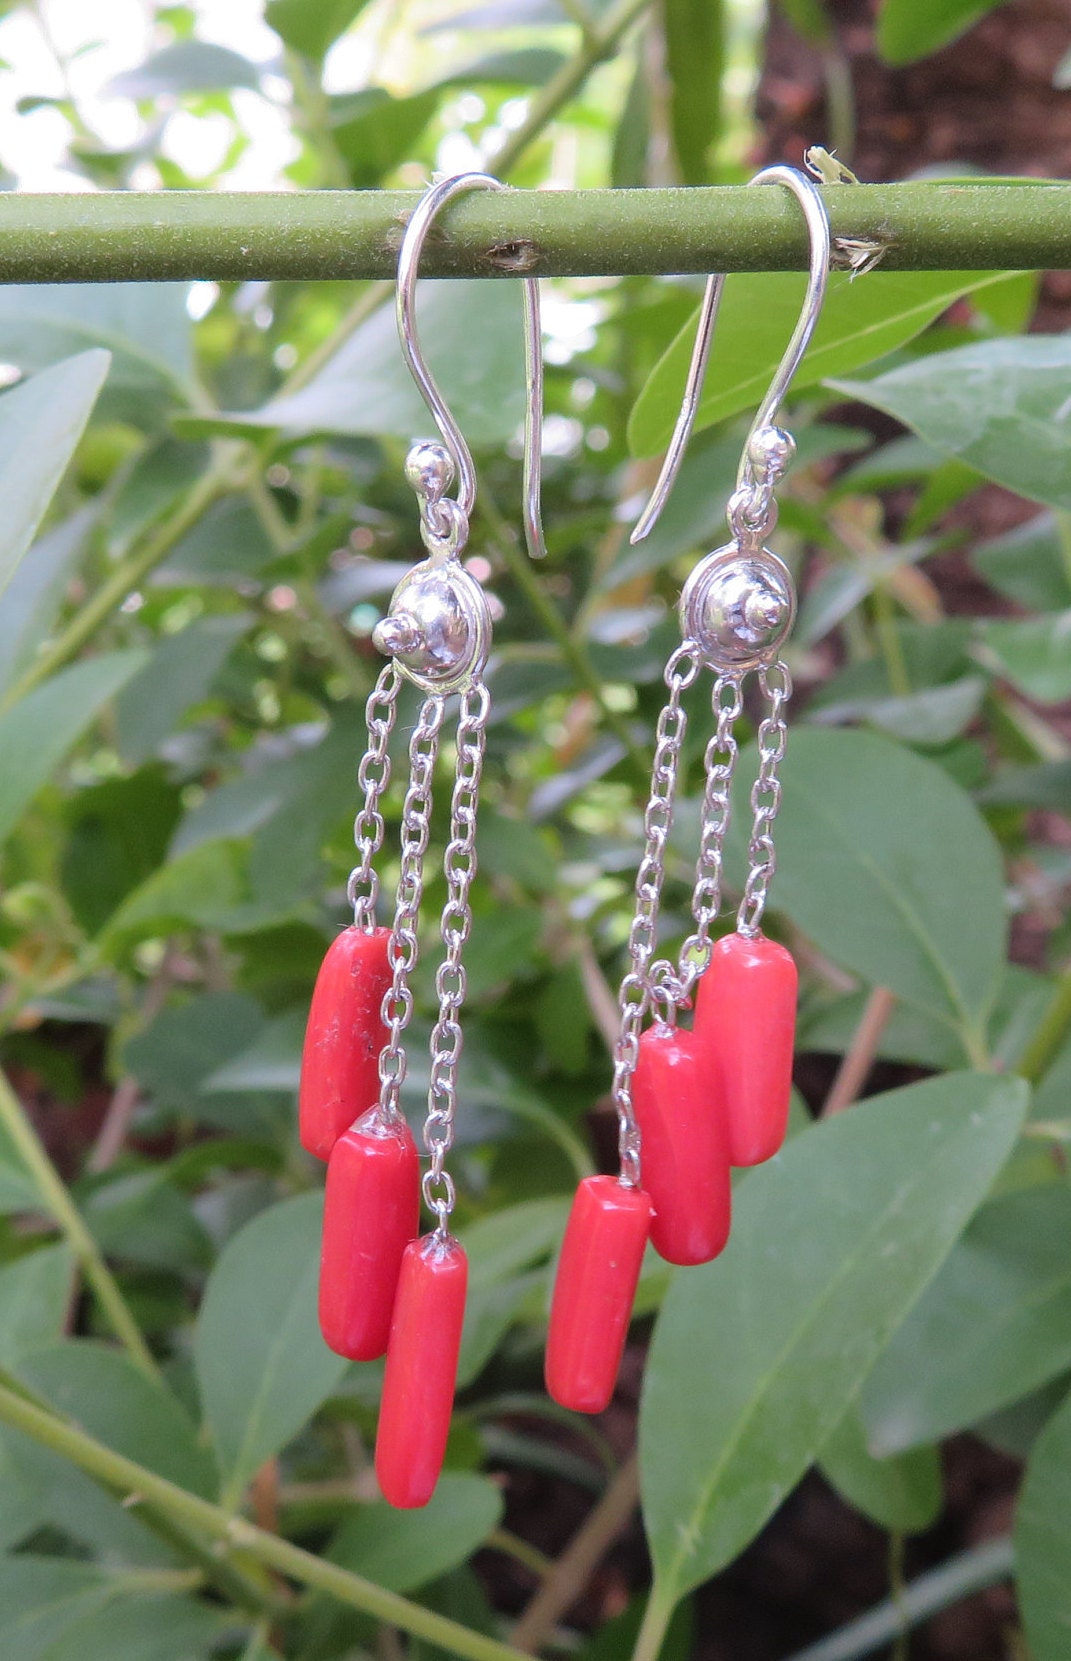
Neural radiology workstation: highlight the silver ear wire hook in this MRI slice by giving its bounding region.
[630,165,831,545]
[396,171,547,560]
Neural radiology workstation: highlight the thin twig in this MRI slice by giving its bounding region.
[822,987,896,1117]
[784,1536,1014,1661]
[87,946,177,1173]
[577,934,621,1054]
[511,1452,640,1653]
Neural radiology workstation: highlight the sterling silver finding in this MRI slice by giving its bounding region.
[608,162,832,1189]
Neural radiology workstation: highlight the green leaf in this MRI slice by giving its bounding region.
[97,841,248,950]
[109,40,263,96]
[153,496,275,588]
[0,1245,74,1366]
[860,1186,1071,1454]
[0,649,149,848]
[125,991,268,1110]
[639,1071,1027,1604]
[15,1341,218,1498]
[115,614,250,765]
[664,0,723,184]
[200,1008,305,1094]
[974,612,1071,704]
[819,1405,942,1533]
[830,336,1071,512]
[226,282,527,446]
[628,270,1021,458]
[0,1557,225,1660]
[62,771,182,935]
[877,0,1009,65]
[1015,1384,1071,1661]
[330,88,440,188]
[0,508,96,702]
[971,513,1071,612]
[726,728,1006,1039]
[329,1473,503,1592]
[194,1192,349,1505]
[266,0,371,58]
[0,288,193,424]
[808,677,987,746]
[0,353,109,605]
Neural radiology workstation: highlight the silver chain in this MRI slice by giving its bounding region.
[347,663,401,930]
[377,695,446,1126]
[737,659,792,936]
[423,682,490,1235]
[611,644,699,1187]
[670,672,744,1001]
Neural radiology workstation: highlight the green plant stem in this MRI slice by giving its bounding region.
[484,0,654,178]
[1018,961,1071,1083]
[488,1528,554,1581]
[783,1536,1015,1661]
[0,1378,534,1661]
[0,451,239,712]
[133,1503,285,1621]
[630,1584,677,1661]
[478,493,650,785]
[0,183,1067,280]
[0,1066,158,1378]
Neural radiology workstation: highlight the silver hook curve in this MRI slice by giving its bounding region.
[396,171,546,560]
[630,164,831,545]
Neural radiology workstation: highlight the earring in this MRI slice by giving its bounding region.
[298,171,544,1507]
[545,166,830,1415]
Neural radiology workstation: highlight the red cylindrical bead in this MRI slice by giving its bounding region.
[375,1234,468,1509]
[319,1111,419,1361]
[633,1023,731,1266]
[545,1175,652,1415]
[299,926,391,1161]
[694,931,798,1167]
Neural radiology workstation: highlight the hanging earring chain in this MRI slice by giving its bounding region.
[611,643,700,1186]
[424,680,490,1236]
[347,662,402,930]
[737,660,792,937]
[377,695,446,1126]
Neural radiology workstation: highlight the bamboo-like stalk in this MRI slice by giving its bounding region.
[0,183,1067,282]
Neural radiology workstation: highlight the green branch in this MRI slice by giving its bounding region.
[0,1378,533,1661]
[1017,960,1071,1083]
[0,183,1066,282]
[0,1067,157,1378]
[783,1536,1015,1661]
[485,0,653,178]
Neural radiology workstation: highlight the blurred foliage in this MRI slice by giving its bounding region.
[0,3,1068,1660]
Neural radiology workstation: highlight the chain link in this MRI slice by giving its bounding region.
[611,644,699,1187]
[668,672,745,1000]
[377,695,446,1125]
[737,659,792,936]
[346,663,402,929]
[423,682,490,1235]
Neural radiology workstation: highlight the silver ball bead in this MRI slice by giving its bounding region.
[747,425,796,484]
[404,441,454,503]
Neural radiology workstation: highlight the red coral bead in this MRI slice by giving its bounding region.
[299,926,391,1161]
[545,1175,651,1415]
[375,1234,468,1509]
[694,931,798,1167]
[633,1023,731,1265]
[319,1111,419,1361]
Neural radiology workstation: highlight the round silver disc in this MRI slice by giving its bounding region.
[680,543,795,671]
[372,559,491,694]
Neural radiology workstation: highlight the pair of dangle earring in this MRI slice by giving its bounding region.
[299,172,544,1507]
[546,165,831,1415]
